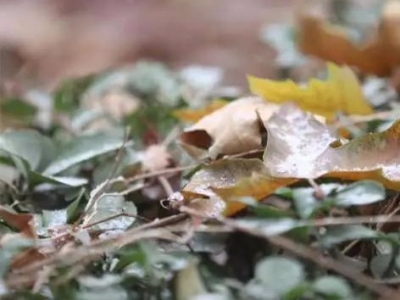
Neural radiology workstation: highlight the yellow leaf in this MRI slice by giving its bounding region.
[173,99,228,123]
[181,159,295,216]
[213,174,296,216]
[248,63,373,120]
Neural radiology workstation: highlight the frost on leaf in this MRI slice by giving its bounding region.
[263,104,400,189]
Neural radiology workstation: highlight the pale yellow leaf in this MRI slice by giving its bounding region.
[179,97,280,159]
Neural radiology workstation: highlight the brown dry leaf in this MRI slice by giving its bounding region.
[297,0,400,76]
[0,205,35,238]
[263,103,400,190]
[173,99,229,123]
[181,158,294,216]
[248,63,373,120]
[0,208,45,274]
[179,97,280,160]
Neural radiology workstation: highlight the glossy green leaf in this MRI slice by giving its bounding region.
[255,257,305,296]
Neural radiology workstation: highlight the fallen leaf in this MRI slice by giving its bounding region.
[182,159,294,216]
[248,63,372,120]
[213,175,296,216]
[297,1,400,76]
[179,97,280,159]
[0,208,45,273]
[263,103,337,178]
[0,206,35,238]
[173,99,229,123]
[263,103,400,189]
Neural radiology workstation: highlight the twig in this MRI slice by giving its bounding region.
[307,178,325,200]
[76,127,131,225]
[81,212,143,230]
[223,149,264,159]
[157,176,174,197]
[332,110,400,129]
[12,214,187,276]
[123,164,197,184]
[8,228,182,288]
[309,215,400,227]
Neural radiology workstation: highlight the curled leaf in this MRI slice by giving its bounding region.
[248,63,372,120]
[179,97,279,159]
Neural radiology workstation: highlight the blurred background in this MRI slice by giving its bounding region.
[0,0,301,91]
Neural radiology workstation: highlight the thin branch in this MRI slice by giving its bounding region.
[76,127,131,225]
[123,164,197,184]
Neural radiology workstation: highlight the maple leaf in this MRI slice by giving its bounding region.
[297,1,400,77]
[263,103,400,190]
[248,63,373,120]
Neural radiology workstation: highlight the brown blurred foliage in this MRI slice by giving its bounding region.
[0,0,297,90]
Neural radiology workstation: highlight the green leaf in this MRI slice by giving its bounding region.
[83,194,137,231]
[319,225,380,247]
[53,76,94,113]
[34,210,67,236]
[0,98,37,119]
[0,130,56,171]
[371,254,394,278]
[77,275,127,300]
[292,184,340,219]
[30,171,88,187]
[67,187,86,223]
[43,129,128,175]
[237,197,295,219]
[255,256,305,296]
[313,276,352,298]
[333,180,385,206]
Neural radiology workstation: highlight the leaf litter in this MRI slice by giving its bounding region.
[4,1,400,300]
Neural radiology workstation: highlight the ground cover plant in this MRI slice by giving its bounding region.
[2,0,400,299]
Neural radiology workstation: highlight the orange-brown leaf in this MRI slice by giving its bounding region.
[173,99,228,123]
[297,1,400,76]
[182,159,294,216]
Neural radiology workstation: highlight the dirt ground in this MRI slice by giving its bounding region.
[0,0,299,89]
